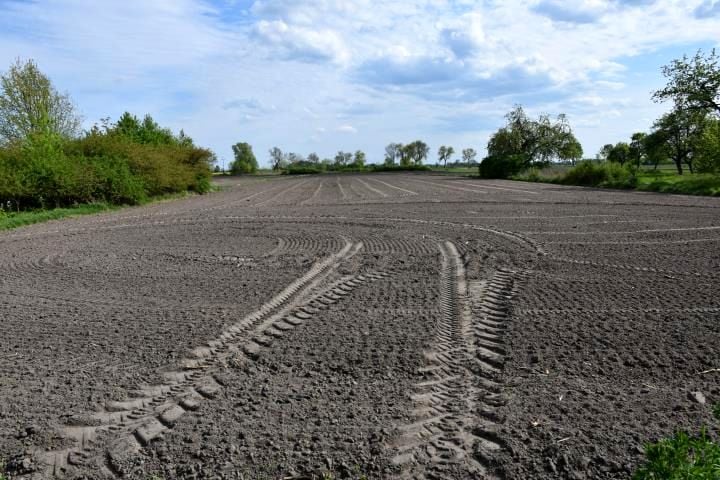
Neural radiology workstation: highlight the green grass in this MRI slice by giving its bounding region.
[637,172,720,196]
[428,165,478,175]
[514,164,720,196]
[0,203,116,231]
[633,430,720,479]
[0,190,202,232]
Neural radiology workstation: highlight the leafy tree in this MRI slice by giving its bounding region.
[607,142,631,165]
[230,142,258,174]
[385,142,402,165]
[598,143,614,160]
[401,140,429,165]
[484,105,582,177]
[307,152,320,164]
[643,130,670,170]
[0,58,81,144]
[111,112,184,146]
[462,148,477,166]
[695,118,720,173]
[287,152,305,164]
[353,150,366,167]
[269,146,285,170]
[334,150,353,166]
[653,49,720,116]
[629,132,647,168]
[651,108,708,174]
[438,145,455,166]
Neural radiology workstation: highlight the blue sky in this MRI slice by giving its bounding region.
[1,0,719,168]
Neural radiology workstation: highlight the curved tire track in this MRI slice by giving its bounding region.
[32,239,382,478]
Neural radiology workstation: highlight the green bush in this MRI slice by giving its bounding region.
[369,164,431,173]
[285,164,323,175]
[560,161,637,188]
[0,121,213,209]
[638,174,720,196]
[479,154,526,179]
[633,430,720,479]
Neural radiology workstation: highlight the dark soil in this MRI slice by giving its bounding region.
[0,173,718,479]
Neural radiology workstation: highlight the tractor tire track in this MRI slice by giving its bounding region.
[389,242,522,479]
[31,239,378,478]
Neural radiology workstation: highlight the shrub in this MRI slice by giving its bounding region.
[0,123,213,210]
[560,161,637,188]
[479,154,526,179]
[633,430,720,479]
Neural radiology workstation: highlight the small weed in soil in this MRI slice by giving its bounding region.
[633,429,720,479]
[713,403,720,422]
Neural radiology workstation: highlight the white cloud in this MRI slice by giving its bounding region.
[336,125,358,134]
[1,0,719,166]
[253,19,350,64]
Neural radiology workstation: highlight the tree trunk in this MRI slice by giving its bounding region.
[674,159,683,175]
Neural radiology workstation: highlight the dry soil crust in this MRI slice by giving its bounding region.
[0,173,719,479]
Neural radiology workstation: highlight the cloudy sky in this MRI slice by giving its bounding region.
[1,0,719,167]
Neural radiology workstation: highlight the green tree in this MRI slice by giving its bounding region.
[607,142,631,165]
[643,130,670,170]
[0,58,81,144]
[629,132,647,168]
[598,143,614,160]
[111,112,182,146]
[269,147,285,170]
[230,142,258,174]
[484,105,582,177]
[462,148,477,166]
[353,150,366,167]
[696,118,720,173]
[307,152,320,164]
[385,142,402,165]
[438,145,455,166]
[652,108,708,174]
[401,140,429,165]
[653,49,720,116]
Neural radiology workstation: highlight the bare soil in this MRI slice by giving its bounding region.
[1,173,719,479]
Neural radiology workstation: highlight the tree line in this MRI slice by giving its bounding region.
[0,59,214,211]
[479,49,720,179]
[229,141,479,174]
[597,49,720,175]
[230,49,720,181]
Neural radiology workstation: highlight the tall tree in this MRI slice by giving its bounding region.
[484,105,582,177]
[269,147,285,170]
[629,132,647,168]
[651,108,708,174]
[353,150,366,167]
[598,143,614,160]
[402,140,429,165]
[461,148,477,166]
[0,58,81,143]
[287,152,305,164]
[307,152,320,164]
[607,142,631,165]
[438,145,455,166]
[230,142,258,174]
[334,151,353,166]
[696,118,720,173]
[653,49,720,116]
[385,142,402,165]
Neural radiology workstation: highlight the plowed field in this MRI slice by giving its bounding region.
[1,173,719,479]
